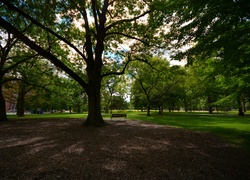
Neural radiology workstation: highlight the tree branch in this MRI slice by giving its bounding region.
[101,0,109,21]
[70,0,94,63]
[105,10,150,31]
[2,77,22,85]
[101,53,134,78]
[3,54,39,74]
[1,0,87,61]
[106,32,149,46]
[92,0,99,30]
[0,16,89,91]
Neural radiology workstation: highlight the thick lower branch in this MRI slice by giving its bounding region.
[0,17,88,91]
[1,0,87,61]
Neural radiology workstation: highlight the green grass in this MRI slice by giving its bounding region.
[129,111,250,153]
[7,113,88,119]
[7,110,250,153]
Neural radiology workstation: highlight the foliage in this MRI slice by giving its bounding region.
[0,0,171,126]
[165,0,250,114]
[130,56,185,115]
[109,95,128,110]
[101,75,129,113]
[166,0,250,65]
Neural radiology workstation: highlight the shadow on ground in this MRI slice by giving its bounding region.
[0,119,250,179]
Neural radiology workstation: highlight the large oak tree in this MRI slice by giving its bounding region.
[0,0,168,126]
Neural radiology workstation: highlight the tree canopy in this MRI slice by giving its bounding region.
[166,0,250,65]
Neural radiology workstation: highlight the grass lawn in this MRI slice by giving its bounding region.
[129,111,250,153]
[7,110,250,153]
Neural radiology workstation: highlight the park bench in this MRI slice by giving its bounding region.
[110,113,127,122]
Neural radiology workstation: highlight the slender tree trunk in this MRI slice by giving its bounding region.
[237,96,244,116]
[105,98,111,114]
[208,107,213,114]
[158,102,162,114]
[184,98,188,112]
[242,95,246,112]
[159,101,164,114]
[76,102,81,113]
[147,103,151,116]
[105,105,109,114]
[51,105,54,113]
[16,85,26,117]
[238,106,244,116]
[69,106,72,114]
[0,86,8,121]
[208,95,213,114]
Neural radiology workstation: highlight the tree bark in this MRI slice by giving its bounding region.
[158,101,163,114]
[237,96,244,116]
[16,85,26,117]
[0,87,8,121]
[82,78,105,127]
[76,102,81,113]
[147,103,151,116]
[105,105,109,114]
[158,102,161,114]
[69,106,72,114]
[242,95,246,113]
[208,95,213,114]
[184,98,188,112]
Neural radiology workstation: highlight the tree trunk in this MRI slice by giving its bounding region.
[208,95,213,114]
[69,106,72,114]
[76,102,81,113]
[158,101,163,114]
[82,80,105,127]
[105,105,109,114]
[242,96,246,113]
[184,98,188,112]
[16,85,26,117]
[158,102,162,114]
[0,87,8,121]
[238,106,244,116]
[147,102,151,116]
[105,98,111,114]
[237,97,244,116]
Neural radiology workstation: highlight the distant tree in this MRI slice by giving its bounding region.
[102,76,119,114]
[110,95,128,110]
[130,57,184,116]
[186,58,223,113]
[0,34,37,120]
[129,58,164,116]
[166,0,250,115]
[153,65,185,113]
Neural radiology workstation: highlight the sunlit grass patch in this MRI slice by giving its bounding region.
[128,111,250,153]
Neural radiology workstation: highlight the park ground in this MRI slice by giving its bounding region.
[0,112,250,179]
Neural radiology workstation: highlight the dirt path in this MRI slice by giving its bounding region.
[0,118,249,179]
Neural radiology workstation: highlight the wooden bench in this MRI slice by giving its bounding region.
[110,113,127,122]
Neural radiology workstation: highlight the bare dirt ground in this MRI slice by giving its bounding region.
[0,118,250,180]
